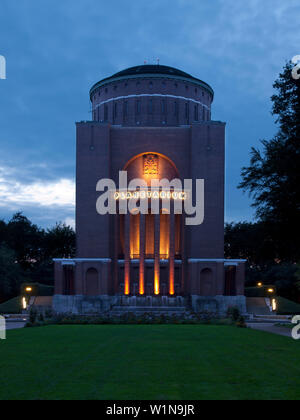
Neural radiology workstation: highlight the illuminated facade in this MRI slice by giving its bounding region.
[53,65,246,315]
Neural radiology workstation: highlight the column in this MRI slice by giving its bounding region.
[180,212,185,295]
[169,202,175,296]
[154,213,160,295]
[75,262,83,295]
[236,263,245,295]
[114,210,120,295]
[139,213,145,295]
[124,213,130,295]
[54,262,64,295]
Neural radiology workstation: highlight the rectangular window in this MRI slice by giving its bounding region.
[123,101,128,117]
[114,102,117,118]
[136,100,141,115]
[174,101,178,117]
[148,99,153,114]
[185,102,189,121]
[194,104,198,121]
[161,99,166,114]
[104,104,108,121]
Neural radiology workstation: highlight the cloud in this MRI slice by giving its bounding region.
[0,165,75,211]
[0,0,299,226]
[64,217,75,230]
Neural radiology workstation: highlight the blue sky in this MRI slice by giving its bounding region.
[0,0,299,229]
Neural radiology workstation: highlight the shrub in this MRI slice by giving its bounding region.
[236,316,247,328]
[38,313,44,322]
[45,309,53,319]
[227,306,240,322]
[24,311,247,328]
[29,307,37,324]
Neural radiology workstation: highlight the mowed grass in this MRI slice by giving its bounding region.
[0,325,299,400]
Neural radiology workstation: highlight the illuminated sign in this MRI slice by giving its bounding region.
[113,190,187,200]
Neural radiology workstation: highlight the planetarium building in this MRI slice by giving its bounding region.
[53,64,246,315]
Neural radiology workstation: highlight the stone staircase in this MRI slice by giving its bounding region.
[110,295,189,316]
[3,314,29,322]
[249,314,291,324]
[246,297,273,316]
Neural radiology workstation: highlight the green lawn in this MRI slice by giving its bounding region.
[0,325,299,400]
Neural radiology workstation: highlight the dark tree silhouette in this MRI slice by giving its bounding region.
[239,62,300,262]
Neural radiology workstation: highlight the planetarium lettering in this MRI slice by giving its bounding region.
[113,190,187,200]
[96,171,204,226]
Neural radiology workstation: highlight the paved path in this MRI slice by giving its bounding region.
[247,322,292,338]
[5,322,26,330]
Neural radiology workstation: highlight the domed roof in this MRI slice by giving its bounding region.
[112,64,199,80]
[90,64,214,98]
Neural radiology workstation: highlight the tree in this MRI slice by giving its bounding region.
[239,62,300,262]
[32,223,76,285]
[0,214,76,300]
[43,223,75,259]
[225,221,276,266]
[5,212,44,270]
[0,219,7,246]
[0,245,24,303]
